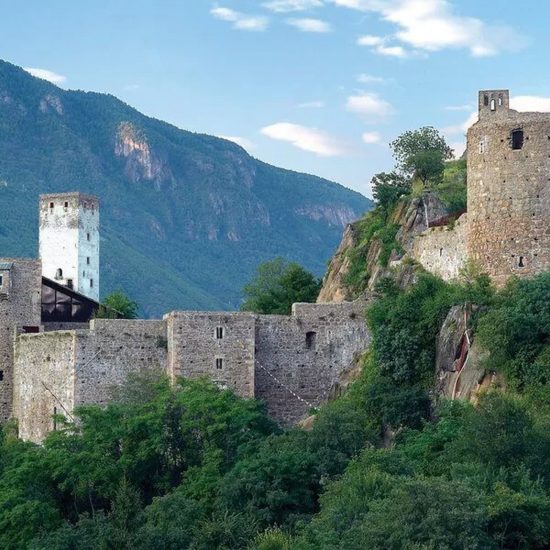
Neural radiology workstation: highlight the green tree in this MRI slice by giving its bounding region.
[371,171,411,215]
[95,290,139,319]
[241,258,321,315]
[390,126,453,185]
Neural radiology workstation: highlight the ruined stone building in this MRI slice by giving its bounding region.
[2,89,549,443]
[1,193,369,442]
[411,89,549,284]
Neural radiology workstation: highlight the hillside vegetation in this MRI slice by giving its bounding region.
[0,270,548,549]
[0,60,370,316]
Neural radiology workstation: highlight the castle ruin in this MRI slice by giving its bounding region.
[411,89,550,283]
[1,88,549,443]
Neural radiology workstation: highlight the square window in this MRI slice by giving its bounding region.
[49,202,54,209]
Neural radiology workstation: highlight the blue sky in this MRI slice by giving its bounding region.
[1,0,549,197]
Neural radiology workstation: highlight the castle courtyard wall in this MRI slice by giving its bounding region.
[165,312,255,398]
[0,259,42,422]
[255,301,370,425]
[411,214,468,281]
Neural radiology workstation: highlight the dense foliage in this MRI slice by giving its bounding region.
[0,60,370,316]
[95,290,139,319]
[1,271,548,548]
[240,258,321,315]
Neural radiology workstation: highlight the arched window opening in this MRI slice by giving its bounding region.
[490,98,496,111]
[498,95,503,106]
[483,94,489,106]
[511,129,524,150]
[305,331,317,350]
[55,268,63,280]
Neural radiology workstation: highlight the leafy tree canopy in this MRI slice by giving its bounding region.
[241,257,321,315]
[371,171,411,214]
[390,126,453,185]
[96,290,139,319]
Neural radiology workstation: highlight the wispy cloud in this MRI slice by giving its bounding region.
[357,34,410,58]
[297,100,325,108]
[444,104,472,111]
[24,67,66,85]
[263,0,323,12]
[218,135,255,150]
[362,131,382,144]
[287,17,332,32]
[357,73,385,84]
[261,122,347,156]
[210,6,269,31]
[346,92,394,119]
[333,0,526,57]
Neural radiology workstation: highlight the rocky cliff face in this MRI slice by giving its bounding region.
[318,192,450,303]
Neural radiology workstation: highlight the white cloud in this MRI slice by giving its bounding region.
[357,73,385,84]
[449,141,466,158]
[346,92,394,118]
[442,111,478,136]
[357,34,410,58]
[511,95,550,112]
[262,0,323,12]
[298,100,325,108]
[210,6,269,31]
[375,44,408,57]
[261,122,347,156]
[218,135,255,150]
[24,67,66,85]
[333,0,525,57]
[287,17,332,32]
[362,131,382,144]
[357,34,384,46]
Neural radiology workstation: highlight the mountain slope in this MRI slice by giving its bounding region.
[0,60,371,316]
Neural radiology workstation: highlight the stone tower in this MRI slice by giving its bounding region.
[39,193,100,301]
[467,89,550,287]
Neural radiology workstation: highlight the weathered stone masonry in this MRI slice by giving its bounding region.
[0,259,41,422]
[14,302,369,443]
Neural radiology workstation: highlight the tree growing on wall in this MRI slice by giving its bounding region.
[390,126,453,186]
[95,290,139,319]
[241,258,321,315]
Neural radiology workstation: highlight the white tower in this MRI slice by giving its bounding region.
[39,193,100,302]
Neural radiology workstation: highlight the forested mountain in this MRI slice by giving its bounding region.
[0,60,371,316]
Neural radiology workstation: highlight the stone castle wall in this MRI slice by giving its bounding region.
[411,214,468,281]
[0,259,42,422]
[14,319,167,443]
[14,330,76,442]
[255,301,370,425]
[72,319,167,407]
[467,92,550,286]
[165,312,255,398]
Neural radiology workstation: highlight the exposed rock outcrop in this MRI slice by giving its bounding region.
[318,192,451,302]
[434,305,504,402]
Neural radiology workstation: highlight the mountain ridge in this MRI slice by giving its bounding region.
[0,59,371,316]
